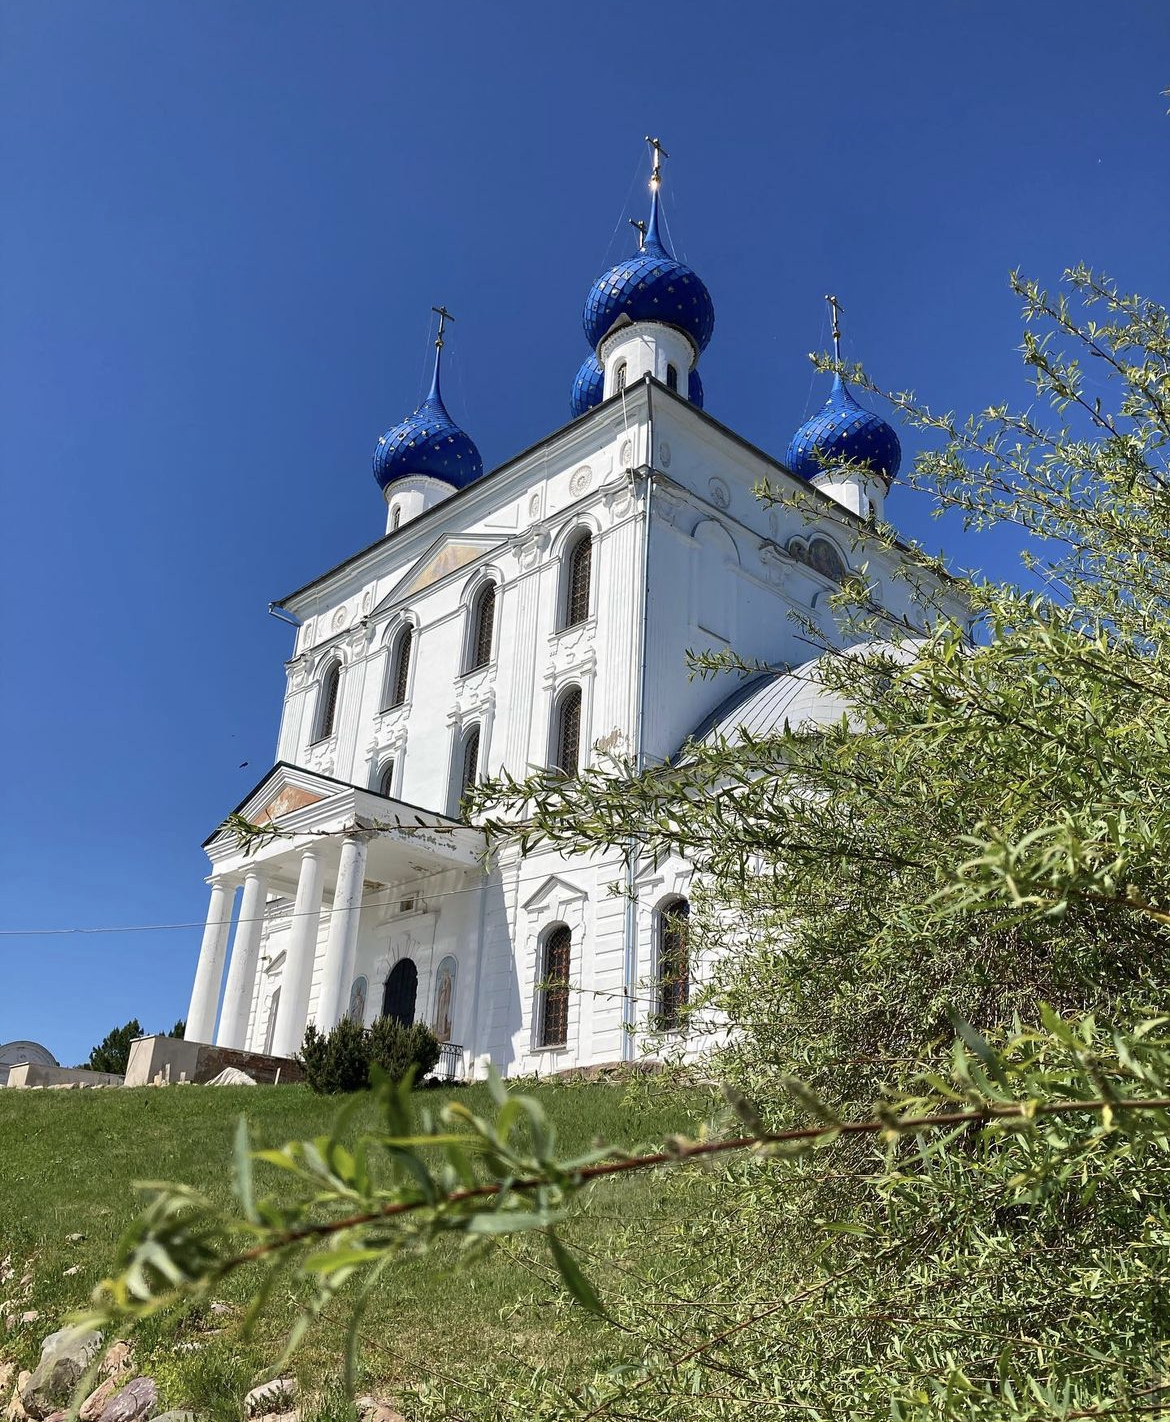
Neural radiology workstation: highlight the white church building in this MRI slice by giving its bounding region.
[184,147,963,1078]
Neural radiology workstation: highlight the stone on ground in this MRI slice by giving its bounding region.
[243,1380,296,1417]
[78,1379,119,1421]
[205,1068,255,1087]
[6,1370,32,1421]
[99,1343,133,1380]
[21,1328,103,1420]
[95,1377,157,1422]
[355,1399,406,1422]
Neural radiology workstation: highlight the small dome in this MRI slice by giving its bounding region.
[688,367,704,409]
[570,352,604,417]
[785,376,901,485]
[583,190,714,354]
[373,345,482,493]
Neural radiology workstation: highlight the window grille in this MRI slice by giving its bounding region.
[616,361,627,392]
[555,685,582,775]
[658,898,690,1030]
[565,535,592,627]
[388,626,413,708]
[460,725,481,806]
[470,584,495,670]
[316,662,340,741]
[540,925,571,1047]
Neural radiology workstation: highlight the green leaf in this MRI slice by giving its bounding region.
[234,1116,258,1224]
[547,1230,609,1320]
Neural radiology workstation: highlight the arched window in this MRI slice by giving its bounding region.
[314,661,341,742]
[615,361,627,392]
[376,759,395,798]
[563,533,592,628]
[657,898,690,1031]
[381,959,418,1026]
[666,363,679,392]
[459,724,481,810]
[390,505,401,532]
[468,582,496,671]
[539,924,571,1047]
[385,625,413,709]
[554,685,582,775]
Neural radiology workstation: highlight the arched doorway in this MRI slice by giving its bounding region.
[381,959,418,1026]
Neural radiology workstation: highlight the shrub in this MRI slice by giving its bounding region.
[298,1017,441,1094]
[368,1017,441,1084]
[298,1018,370,1094]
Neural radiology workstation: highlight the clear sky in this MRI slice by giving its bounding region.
[2,1,1167,1067]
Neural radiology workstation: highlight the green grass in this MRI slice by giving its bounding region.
[0,1078,713,1417]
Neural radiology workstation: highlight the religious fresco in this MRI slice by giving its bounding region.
[433,956,457,1042]
[253,784,324,824]
[402,542,488,596]
[346,975,368,1026]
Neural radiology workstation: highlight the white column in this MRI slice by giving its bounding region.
[314,835,369,1031]
[186,877,237,1044]
[270,847,325,1058]
[215,867,269,1049]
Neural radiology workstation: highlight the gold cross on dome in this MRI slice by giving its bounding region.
[431,304,455,349]
[645,135,669,189]
[825,294,843,363]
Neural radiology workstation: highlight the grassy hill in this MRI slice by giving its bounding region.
[0,1078,713,1419]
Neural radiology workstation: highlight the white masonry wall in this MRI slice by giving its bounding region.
[225,378,963,1073]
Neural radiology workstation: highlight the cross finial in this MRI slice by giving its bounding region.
[825,294,843,365]
[645,135,669,189]
[431,304,455,349]
[629,217,647,250]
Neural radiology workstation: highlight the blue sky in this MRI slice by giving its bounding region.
[2,1,1167,1066]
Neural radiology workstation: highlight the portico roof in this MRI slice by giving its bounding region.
[203,762,485,891]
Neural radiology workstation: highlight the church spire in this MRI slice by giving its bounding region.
[827,293,844,393]
[425,304,455,407]
[643,135,670,254]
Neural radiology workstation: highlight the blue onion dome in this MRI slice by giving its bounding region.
[570,352,604,417]
[373,341,483,492]
[583,189,715,354]
[785,374,901,485]
[688,367,704,409]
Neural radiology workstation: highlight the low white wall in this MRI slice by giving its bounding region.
[5,1064,124,1088]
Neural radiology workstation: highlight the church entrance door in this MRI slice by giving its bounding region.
[381,960,418,1026]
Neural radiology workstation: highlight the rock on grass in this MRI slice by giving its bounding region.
[21,1327,103,1419]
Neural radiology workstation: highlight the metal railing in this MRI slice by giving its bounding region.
[436,1042,464,1081]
